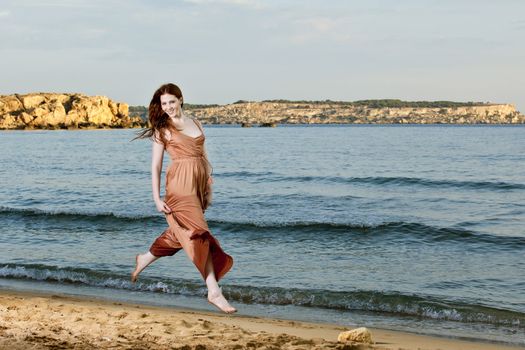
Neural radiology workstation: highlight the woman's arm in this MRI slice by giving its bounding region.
[196,120,213,211]
[195,119,213,182]
[152,130,172,214]
[202,144,213,211]
[203,143,213,184]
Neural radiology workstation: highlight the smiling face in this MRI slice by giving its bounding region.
[160,93,182,118]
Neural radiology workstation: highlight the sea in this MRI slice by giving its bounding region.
[1,124,524,345]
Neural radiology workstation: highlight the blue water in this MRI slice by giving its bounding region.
[1,125,524,345]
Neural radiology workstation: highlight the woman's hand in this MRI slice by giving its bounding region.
[155,198,172,214]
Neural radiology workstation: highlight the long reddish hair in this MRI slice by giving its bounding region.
[133,83,184,144]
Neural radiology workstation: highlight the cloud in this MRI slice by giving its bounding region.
[0,10,10,17]
[514,19,525,30]
[14,0,135,7]
[289,16,352,44]
[183,0,265,10]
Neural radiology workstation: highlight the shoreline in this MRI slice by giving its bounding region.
[1,122,525,132]
[1,288,523,350]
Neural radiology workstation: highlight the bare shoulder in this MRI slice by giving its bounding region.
[153,128,172,145]
[193,118,204,130]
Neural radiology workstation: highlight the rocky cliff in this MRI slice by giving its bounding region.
[0,93,144,130]
[3,94,523,129]
[180,101,525,124]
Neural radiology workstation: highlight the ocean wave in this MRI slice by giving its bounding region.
[1,206,524,248]
[0,263,523,328]
[210,220,525,247]
[217,171,525,191]
[0,206,161,222]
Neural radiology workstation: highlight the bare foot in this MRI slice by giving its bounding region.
[207,289,237,314]
[131,254,142,283]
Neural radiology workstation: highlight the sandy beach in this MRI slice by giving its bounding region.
[0,289,521,350]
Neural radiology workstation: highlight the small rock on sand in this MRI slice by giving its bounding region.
[338,327,373,344]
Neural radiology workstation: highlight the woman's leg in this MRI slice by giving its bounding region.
[131,252,159,282]
[133,226,183,282]
[205,249,237,313]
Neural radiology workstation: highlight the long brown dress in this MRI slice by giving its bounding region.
[149,119,233,282]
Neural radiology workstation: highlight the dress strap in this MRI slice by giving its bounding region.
[193,119,204,134]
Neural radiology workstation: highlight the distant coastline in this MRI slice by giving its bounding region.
[174,99,525,125]
[1,93,524,130]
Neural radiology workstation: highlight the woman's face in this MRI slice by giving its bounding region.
[160,93,182,118]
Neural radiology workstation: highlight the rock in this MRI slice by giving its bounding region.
[108,100,118,115]
[21,94,45,109]
[260,122,277,127]
[337,327,373,344]
[118,103,128,117]
[0,114,18,129]
[0,96,23,114]
[20,112,34,125]
[0,93,145,130]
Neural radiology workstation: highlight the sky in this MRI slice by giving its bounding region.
[1,0,524,111]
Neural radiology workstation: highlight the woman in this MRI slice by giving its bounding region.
[132,83,236,314]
